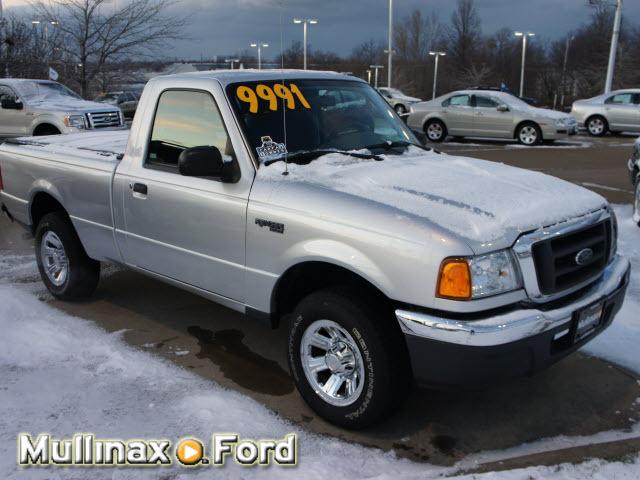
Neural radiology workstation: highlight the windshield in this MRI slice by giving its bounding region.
[14,81,82,102]
[226,79,419,165]
[95,93,119,103]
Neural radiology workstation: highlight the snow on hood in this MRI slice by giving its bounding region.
[258,147,606,244]
[27,97,119,113]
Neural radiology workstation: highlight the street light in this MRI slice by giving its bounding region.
[588,0,623,94]
[225,58,240,70]
[429,51,446,99]
[387,0,393,87]
[369,64,384,88]
[514,31,535,98]
[293,18,318,70]
[250,42,269,69]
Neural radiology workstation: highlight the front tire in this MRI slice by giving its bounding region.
[424,119,447,143]
[35,212,100,300]
[394,104,407,115]
[287,287,410,429]
[516,122,542,145]
[586,116,608,137]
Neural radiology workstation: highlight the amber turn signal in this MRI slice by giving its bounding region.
[437,258,472,300]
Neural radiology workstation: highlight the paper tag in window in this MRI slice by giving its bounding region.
[256,136,287,163]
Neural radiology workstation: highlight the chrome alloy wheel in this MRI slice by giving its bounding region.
[300,320,365,407]
[519,125,539,145]
[40,231,69,287]
[588,118,605,136]
[426,122,444,141]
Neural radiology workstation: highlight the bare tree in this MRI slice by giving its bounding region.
[31,0,188,97]
[448,0,482,73]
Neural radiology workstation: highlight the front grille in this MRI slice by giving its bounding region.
[532,219,611,295]
[87,111,121,128]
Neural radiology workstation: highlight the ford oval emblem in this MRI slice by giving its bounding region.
[575,248,594,266]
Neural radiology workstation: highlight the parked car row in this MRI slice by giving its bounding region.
[94,91,140,119]
[572,89,640,137]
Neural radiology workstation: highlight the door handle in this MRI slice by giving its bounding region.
[132,183,148,195]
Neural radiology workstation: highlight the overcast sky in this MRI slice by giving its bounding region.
[5,0,640,60]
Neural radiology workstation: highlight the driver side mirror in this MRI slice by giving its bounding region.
[1,98,23,110]
[497,104,509,112]
[178,145,239,182]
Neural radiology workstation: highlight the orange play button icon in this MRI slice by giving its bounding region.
[176,439,204,465]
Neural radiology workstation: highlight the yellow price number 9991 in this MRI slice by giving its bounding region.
[236,83,311,114]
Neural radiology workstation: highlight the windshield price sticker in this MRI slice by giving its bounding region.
[237,83,311,114]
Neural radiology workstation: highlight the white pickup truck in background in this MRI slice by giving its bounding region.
[0,70,630,428]
[0,79,124,138]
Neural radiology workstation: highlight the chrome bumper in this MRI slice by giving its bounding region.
[396,255,630,347]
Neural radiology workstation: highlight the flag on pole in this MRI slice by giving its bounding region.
[48,67,59,81]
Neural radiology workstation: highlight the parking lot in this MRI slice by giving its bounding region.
[1,132,638,471]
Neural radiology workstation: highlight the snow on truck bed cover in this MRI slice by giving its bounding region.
[2,130,129,163]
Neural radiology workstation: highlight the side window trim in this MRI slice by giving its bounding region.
[144,88,237,181]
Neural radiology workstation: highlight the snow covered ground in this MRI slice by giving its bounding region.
[0,206,639,479]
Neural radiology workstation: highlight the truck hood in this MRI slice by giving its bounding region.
[27,97,119,113]
[258,147,607,250]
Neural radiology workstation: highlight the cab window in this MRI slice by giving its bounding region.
[0,85,17,102]
[147,90,234,170]
[443,95,471,107]
[474,95,499,108]
[605,93,633,105]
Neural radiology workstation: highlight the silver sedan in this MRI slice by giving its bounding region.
[572,89,640,136]
[407,90,577,145]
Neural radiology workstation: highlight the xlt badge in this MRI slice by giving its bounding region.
[255,218,285,234]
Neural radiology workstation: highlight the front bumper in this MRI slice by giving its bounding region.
[396,255,630,386]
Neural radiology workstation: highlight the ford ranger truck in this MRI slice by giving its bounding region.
[0,71,630,429]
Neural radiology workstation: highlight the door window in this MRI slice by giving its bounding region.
[605,93,633,105]
[474,95,499,108]
[147,90,233,170]
[443,95,471,107]
[0,85,17,102]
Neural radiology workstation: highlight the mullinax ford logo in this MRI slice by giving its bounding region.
[18,433,297,468]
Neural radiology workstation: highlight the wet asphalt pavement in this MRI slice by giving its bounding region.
[1,132,639,467]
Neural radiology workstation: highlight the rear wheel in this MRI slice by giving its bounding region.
[287,287,410,429]
[517,122,542,145]
[35,212,100,300]
[424,119,447,143]
[394,104,407,115]
[586,116,608,137]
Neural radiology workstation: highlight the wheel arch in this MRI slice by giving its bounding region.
[32,123,61,136]
[29,190,68,233]
[270,260,393,328]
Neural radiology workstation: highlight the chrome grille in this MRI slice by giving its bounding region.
[87,111,121,129]
[531,219,611,295]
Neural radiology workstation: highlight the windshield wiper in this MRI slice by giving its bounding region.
[263,149,382,166]
[363,140,433,153]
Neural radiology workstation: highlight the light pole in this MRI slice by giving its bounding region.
[366,69,372,84]
[606,0,622,93]
[429,51,446,99]
[560,35,574,108]
[387,0,393,87]
[514,31,535,98]
[250,43,269,69]
[369,65,384,88]
[225,58,240,70]
[293,18,318,70]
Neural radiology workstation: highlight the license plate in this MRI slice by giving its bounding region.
[575,301,604,341]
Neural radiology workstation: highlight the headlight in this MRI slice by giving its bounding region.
[437,250,523,300]
[555,117,568,127]
[63,114,87,129]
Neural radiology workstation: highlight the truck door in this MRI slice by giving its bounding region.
[0,85,29,138]
[117,89,251,303]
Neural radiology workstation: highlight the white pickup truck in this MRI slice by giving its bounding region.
[0,70,630,428]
